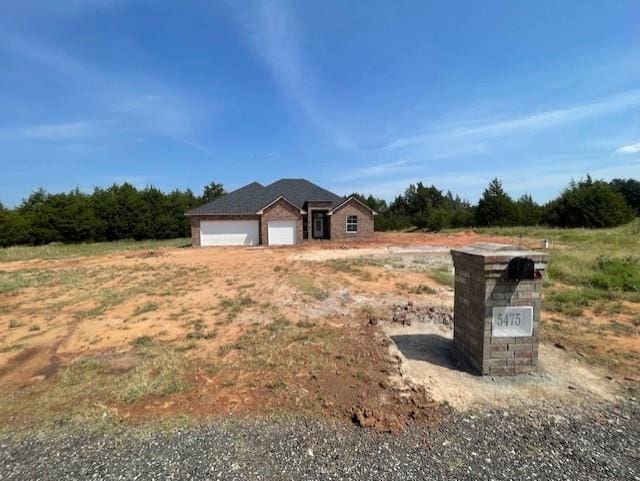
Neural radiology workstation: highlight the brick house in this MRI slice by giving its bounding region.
[186,179,376,246]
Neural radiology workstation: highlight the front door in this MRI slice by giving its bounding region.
[312,212,324,238]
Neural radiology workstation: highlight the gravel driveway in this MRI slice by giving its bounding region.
[2,400,638,481]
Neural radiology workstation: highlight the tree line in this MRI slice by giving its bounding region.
[0,176,638,247]
[0,182,225,247]
[352,176,639,232]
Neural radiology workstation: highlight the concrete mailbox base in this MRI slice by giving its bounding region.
[451,243,548,376]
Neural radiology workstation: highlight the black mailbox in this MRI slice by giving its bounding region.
[507,257,535,281]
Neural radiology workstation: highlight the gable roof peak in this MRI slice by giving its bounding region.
[187,178,344,215]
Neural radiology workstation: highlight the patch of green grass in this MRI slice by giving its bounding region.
[175,341,198,352]
[218,295,256,321]
[130,335,154,348]
[603,321,635,336]
[186,321,217,340]
[408,284,437,295]
[288,273,328,300]
[327,257,383,280]
[592,300,623,316]
[267,315,292,333]
[122,348,190,404]
[0,238,190,263]
[545,288,606,316]
[632,315,640,328]
[427,267,454,287]
[0,268,87,294]
[590,257,640,292]
[217,321,339,374]
[59,358,110,387]
[133,301,160,316]
[72,286,147,320]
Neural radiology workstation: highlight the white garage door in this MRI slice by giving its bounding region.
[268,219,296,246]
[200,220,259,246]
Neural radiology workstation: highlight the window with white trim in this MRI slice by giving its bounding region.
[346,215,358,233]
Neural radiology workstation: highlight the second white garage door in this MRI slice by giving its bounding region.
[200,220,259,246]
[267,219,297,245]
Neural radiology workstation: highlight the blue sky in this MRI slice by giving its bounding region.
[1,0,639,207]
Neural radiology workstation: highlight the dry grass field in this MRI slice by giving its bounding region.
[0,229,638,434]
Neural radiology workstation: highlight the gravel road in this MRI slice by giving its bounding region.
[2,399,638,480]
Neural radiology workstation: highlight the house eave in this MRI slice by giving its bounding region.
[256,195,306,215]
[327,196,378,216]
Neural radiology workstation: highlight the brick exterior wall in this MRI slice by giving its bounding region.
[329,199,374,242]
[261,199,303,245]
[451,247,548,376]
[306,200,334,240]
[190,214,261,247]
[190,198,374,247]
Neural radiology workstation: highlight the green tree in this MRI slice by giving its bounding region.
[349,193,387,213]
[544,176,635,228]
[610,178,640,215]
[475,178,516,227]
[93,183,146,240]
[514,194,543,226]
[202,182,226,203]
[17,188,60,244]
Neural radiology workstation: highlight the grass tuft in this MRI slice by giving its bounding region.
[219,295,255,321]
[60,358,109,387]
[0,238,189,263]
[130,335,154,348]
[427,267,454,287]
[133,302,160,316]
[288,273,328,300]
[122,348,189,404]
[408,284,437,295]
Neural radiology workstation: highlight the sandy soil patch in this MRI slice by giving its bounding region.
[383,315,619,411]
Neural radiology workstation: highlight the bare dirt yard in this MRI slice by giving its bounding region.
[0,231,638,435]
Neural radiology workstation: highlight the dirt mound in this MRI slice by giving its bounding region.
[350,383,440,433]
[391,302,453,326]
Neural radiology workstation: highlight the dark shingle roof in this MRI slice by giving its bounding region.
[186,179,344,215]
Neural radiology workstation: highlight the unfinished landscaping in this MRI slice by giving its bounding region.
[0,228,638,435]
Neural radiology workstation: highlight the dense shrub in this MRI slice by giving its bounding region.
[590,257,640,292]
[544,176,635,228]
[610,178,640,215]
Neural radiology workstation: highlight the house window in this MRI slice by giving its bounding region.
[346,215,358,233]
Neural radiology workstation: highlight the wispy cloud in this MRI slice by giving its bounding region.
[228,0,352,149]
[335,159,417,182]
[342,154,640,203]
[615,141,640,155]
[0,30,214,156]
[6,122,94,140]
[383,89,640,151]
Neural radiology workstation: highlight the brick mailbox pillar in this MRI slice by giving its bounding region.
[450,243,548,376]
